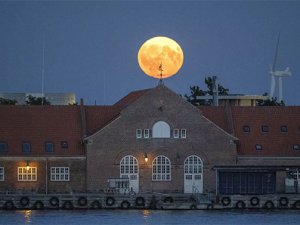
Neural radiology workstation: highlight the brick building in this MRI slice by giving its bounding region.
[0,84,300,195]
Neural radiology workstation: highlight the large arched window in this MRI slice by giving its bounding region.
[152,121,170,138]
[184,155,203,193]
[120,155,138,176]
[152,155,171,181]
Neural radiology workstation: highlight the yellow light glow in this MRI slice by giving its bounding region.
[138,36,184,79]
[144,153,148,163]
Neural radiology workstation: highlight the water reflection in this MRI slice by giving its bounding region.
[142,209,151,224]
[23,210,32,224]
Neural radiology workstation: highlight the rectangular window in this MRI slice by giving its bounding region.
[45,142,54,153]
[243,126,250,133]
[144,129,149,138]
[0,142,8,153]
[293,144,300,151]
[280,125,288,133]
[22,142,31,153]
[0,167,4,181]
[181,129,186,139]
[18,167,37,181]
[50,167,70,181]
[136,129,142,139]
[173,129,179,138]
[61,141,68,149]
[261,125,269,133]
[255,144,262,151]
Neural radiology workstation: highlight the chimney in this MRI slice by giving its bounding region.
[79,98,87,139]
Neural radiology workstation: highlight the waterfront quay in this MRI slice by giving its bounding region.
[1,192,300,210]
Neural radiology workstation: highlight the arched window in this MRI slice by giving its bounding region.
[152,155,171,181]
[152,121,170,138]
[184,155,203,193]
[120,155,138,177]
[184,155,202,174]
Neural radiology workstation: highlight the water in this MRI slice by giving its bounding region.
[0,210,299,225]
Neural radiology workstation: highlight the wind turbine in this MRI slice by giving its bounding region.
[269,33,291,102]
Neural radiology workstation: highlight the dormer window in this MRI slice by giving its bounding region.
[152,121,170,138]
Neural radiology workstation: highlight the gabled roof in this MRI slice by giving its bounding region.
[114,89,152,108]
[200,106,300,157]
[0,105,84,156]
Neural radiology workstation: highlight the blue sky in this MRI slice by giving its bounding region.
[1,1,300,105]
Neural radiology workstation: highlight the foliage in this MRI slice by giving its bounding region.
[256,93,285,106]
[0,97,17,105]
[26,95,51,105]
[185,76,229,106]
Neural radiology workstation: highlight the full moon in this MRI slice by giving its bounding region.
[138,36,184,79]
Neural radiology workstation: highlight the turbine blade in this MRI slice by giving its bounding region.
[272,32,280,72]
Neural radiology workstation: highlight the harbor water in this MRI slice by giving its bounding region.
[0,210,300,225]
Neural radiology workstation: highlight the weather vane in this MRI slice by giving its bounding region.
[159,62,163,84]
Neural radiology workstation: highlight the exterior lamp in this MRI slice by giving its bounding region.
[26,161,30,171]
[144,153,148,163]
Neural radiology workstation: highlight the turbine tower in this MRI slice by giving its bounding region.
[269,33,291,102]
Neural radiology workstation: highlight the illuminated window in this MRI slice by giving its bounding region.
[0,142,8,153]
[144,129,150,139]
[45,142,54,153]
[173,129,179,138]
[22,142,31,153]
[152,121,170,138]
[61,141,68,149]
[18,167,37,181]
[0,167,4,181]
[181,129,187,138]
[136,129,142,139]
[152,155,171,181]
[50,167,69,181]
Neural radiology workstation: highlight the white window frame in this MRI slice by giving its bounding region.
[173,129,179,138]
[50,167,70,181]
[144,129,150,139]
[152,155,171,181]
[136,129,142,139]
[152,121,171,138]
[18,167,37,181]
[0,167,4,181]
[181,129,186,139]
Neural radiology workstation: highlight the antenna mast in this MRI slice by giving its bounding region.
[41,34,45,105]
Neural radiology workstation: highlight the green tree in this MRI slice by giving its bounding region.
[26,95,51,105]
[0,97,17,105]
[256,93,285,106]
[185,76,229,106]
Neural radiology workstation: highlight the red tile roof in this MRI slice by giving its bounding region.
[114,89,152,108]
[85,106,122,135]
[0,106,85,156]
[200,106,300,157]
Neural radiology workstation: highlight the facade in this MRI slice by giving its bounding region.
[0,84,300,196]
[196,95,268,106]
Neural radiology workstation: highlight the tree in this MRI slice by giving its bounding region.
[26,95,51,105]
[256,93,285,106]
[0,97,17,105]
[185,76,229,106]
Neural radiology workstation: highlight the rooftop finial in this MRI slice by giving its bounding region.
[159,62,163,84]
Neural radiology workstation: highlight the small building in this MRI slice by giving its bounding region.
[0,93,76,105]
[0,84,299,196]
